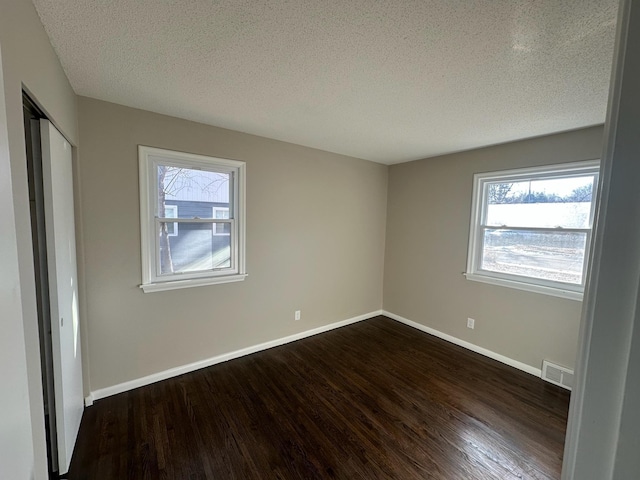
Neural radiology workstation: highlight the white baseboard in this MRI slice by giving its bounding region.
[90,310,383,402]
[382,310,542,378]
[89,309,541,402]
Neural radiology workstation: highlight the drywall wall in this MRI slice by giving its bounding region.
[383,126,603,372]
[0,0,79,477]
[77,97,387,392]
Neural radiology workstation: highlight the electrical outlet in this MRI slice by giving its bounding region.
[467,317,475,329]
[295,310,301,321]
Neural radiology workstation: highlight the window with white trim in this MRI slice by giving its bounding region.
[139,146,246,292]
[466,160,599,300]
[212,206,230,236]
[164,204,178,236]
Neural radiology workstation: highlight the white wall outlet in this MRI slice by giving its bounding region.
[467,317,475,329]
[295,310,301,321]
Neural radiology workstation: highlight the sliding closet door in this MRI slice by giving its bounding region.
[41,119,83,474]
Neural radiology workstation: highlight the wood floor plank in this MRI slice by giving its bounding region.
[68,316,570,479]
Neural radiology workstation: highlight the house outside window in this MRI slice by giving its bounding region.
[213,207,230,236]
[139,146,246,292]
[465,160,599,300]
[164,204,178,236]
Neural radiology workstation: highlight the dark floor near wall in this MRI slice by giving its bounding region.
[68,316,570,479]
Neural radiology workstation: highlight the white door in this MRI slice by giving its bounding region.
[41,119,84,474]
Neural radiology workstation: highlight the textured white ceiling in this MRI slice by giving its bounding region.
[32,0,617,164]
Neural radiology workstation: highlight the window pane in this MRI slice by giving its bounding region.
[486,202,593,229]
[481,229,587,285]
[214,207,230,219]
[158,222,231,274]
[214,222,231,235]
[486,175,595,228]
[163,205,178,235]
[157,165,231,219]
[164,205,177,218]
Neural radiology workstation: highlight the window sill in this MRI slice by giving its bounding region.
[464,272,583,301]
[140,273,247,293]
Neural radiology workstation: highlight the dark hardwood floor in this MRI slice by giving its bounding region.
[68,316,570,479]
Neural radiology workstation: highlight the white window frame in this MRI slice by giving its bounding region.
[212,206,230,236]
[164,204,178,236]
[465,160,599,301]
[138,146,246,293]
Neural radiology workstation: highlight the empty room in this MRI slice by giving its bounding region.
[2,1,639,479]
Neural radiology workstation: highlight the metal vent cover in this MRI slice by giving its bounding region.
[542,360,574,391]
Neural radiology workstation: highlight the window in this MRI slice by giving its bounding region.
[466,160,599,300]
[164,204,178,236]
[212,207,230,235]
[139,146,246,292]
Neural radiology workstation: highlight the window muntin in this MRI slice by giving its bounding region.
[466,160,599,300]
[139,146,246,292]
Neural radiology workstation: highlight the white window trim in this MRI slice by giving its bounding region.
[138,146,247,293]
[465,159,600,301]
[164,204,178,236]
[212,206,230,236]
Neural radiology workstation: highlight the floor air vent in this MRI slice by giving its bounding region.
[542,361,574,390]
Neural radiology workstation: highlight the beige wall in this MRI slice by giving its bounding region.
[77,97,387,392]
[383,126,603,371]
[0,0,79,478]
